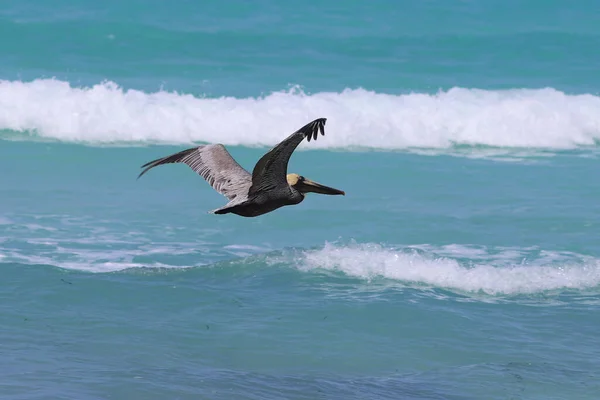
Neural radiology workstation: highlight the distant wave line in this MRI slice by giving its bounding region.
[1,79,600,151]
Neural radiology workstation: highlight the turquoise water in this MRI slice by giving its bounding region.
[1,1,600,399]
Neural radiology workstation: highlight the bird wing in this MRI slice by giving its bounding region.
[138,144,252,201]
[248,118,327,196]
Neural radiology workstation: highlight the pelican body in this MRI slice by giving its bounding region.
[138,118,345,217]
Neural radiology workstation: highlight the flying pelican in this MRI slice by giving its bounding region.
[137,118,345,217]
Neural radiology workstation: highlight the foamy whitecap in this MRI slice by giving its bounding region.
[1,79,600,150]
[297,242,600,295]
[3,216,600,295]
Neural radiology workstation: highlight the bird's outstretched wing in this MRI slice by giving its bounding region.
[248,118,327,196]
[138,144,252,201]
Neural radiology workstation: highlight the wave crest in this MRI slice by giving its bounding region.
[295,242,600,296]
[1,79,600,151]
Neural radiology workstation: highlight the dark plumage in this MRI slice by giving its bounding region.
[138,118,344,217]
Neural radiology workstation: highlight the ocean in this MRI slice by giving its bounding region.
[1,1,599,399]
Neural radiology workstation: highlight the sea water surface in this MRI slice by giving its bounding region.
[1,1,600,399]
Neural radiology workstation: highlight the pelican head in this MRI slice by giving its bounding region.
[286,173,345,196]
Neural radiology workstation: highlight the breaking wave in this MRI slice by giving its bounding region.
[1,79,599,153]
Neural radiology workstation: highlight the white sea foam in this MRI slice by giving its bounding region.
[2,213,599,295]
[296,242,600,296]
[1,79,600,151]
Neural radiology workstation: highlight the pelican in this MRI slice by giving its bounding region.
[137,118,345,217]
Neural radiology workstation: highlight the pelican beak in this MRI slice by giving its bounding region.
[300,178,345,196]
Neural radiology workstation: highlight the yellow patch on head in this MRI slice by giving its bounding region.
[286,173,300,186]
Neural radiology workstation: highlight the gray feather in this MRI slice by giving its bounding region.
[138,144,252,201]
